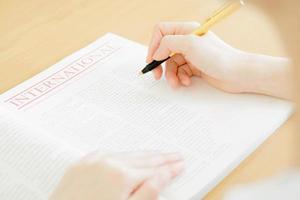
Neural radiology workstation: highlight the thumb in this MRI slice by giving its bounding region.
[153,35,193,61]
[129,162,184,200]
[129,176,166,200]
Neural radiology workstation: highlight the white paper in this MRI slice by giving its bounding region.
[0,33,293,200]
[0,107,81,200]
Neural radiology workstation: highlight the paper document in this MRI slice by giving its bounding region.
[0,33,293,200]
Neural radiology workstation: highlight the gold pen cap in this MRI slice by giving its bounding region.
[193,0,245,36]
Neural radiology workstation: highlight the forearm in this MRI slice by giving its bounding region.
[234,50,294,99]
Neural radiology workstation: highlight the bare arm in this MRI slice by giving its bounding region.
[233,50,293,99]
[147,22,294,100]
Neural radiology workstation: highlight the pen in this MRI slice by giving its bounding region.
[139,0,245,75]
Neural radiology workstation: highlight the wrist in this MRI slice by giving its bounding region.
[232,50,265,93]
[231,50,293,98]
[216,48,254,93]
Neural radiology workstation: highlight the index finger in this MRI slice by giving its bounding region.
[146,21,200,63]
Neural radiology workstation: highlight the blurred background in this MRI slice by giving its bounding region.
[0,0,298,199]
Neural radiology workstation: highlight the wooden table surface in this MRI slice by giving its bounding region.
[0,0,297,199]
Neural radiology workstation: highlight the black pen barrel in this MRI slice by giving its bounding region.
[141,57,170,74]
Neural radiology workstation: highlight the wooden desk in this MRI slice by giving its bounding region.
[0,0,296,199]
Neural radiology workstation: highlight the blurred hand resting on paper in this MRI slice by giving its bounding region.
[50,152,184,200]
[147,22,293,99]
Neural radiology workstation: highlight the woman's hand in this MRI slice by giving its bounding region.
[50,152,184,200]
[147,21,245,92]
[147,22,293,98]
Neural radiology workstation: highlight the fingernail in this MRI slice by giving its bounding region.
[155,74,161,80]
[172,162,185,175]
[183,79,191,86]
[167,153,184,161]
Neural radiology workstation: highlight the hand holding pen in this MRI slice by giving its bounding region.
[142,1,248,92]
[145,22,246,92]
[141,0,244,75]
